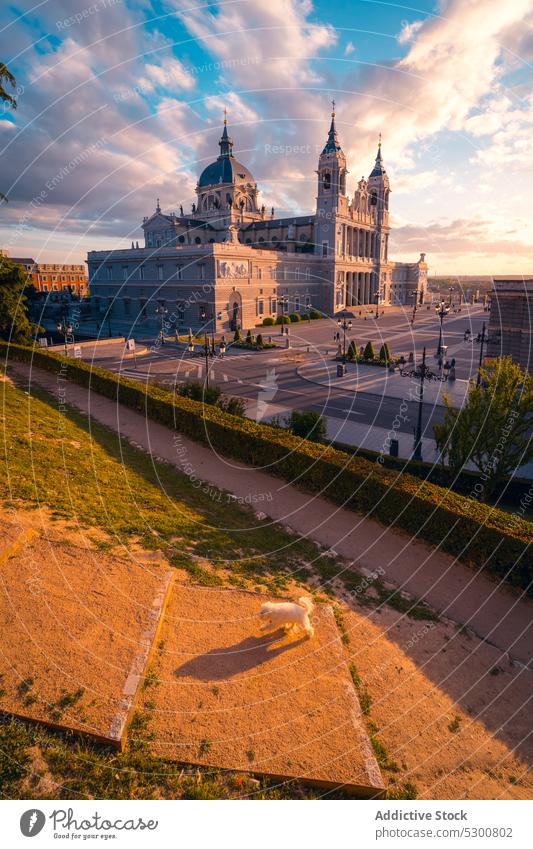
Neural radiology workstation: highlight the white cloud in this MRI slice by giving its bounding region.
[144,60,196,92]
[344,41,355,56]
[397,20,423,45]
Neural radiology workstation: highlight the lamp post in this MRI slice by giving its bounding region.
[476,321,487,387]
[155,304,168,345]
[204,333,210,390]
[56,316,73,356]
[337,316,352,365]
[448,286,454,306]
[409,289,419,325]
[435,300,450,358]
[398,346,449,462]
[374,290,380,320]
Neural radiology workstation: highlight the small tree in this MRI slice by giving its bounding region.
[233,328,242,343]
[0,63,17,203]
[218,395,246,417]
[256,333,264,348]
[287,410,327,443]
[347,340,357,361]
[245,329,254,345]
[0,255,41,342]
[379,343,391,363]
[178,381,221,406]
[434,357,533,499]
[363,341,375,360]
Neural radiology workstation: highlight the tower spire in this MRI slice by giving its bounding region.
[219,111,233,158]
[322,99,342,154]
[370,134,385,177]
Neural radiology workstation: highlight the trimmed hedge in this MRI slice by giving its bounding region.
[3,342,532,593]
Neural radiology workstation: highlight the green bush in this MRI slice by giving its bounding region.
[233,329,242,343]
[363,341,375,360]
[256,333,264,348]
[275,315,291,325]
[179,381,221,406]
[347,340,357,361]
[2,342,531,593]
[288,313,301,322]
[245,329,254,345]
[309,310,322,320]
[287,410,326,443]
[379,343,391,364]
[262,317,275,326]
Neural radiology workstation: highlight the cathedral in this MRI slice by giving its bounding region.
[87,108,427,334]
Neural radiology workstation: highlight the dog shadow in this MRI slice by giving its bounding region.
[174,631,307,682]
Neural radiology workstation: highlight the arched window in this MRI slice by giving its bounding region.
[195,237,202,244]
[178,235,185,244]
[322,172,331,191]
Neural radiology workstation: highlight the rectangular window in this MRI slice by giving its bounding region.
[294,296,300,311]
[176,264,182,280]
[322,241,328,257]
[42,284,49,292]
[305,268,310,280]
[177,302,185,321]
[199,264,205,280]
[157,265,164,281]
[139,265,145,280]
[106,267,112,281]
[122,266,128,280]
[123,298,131,316]
[271,297,277,314]
[70,276,75,282]
[295,266,300,280]
[61,275,66,282]
[258,299,264,315]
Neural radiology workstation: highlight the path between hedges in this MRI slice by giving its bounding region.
[11,363,532,667]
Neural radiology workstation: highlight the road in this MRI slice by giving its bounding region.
[91,304,488,443]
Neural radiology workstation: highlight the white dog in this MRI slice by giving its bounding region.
[259,596,315,639]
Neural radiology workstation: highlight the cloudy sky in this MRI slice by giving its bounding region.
[1,0,532,273]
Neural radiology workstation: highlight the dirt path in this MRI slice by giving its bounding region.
[11,363,532,667]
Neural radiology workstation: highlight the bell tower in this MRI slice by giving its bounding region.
[316,102,348,220]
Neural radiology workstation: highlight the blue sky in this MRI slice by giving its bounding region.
[1,0,532,272]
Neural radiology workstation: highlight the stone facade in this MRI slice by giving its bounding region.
[487,278,533,374]
[87,111,427,334]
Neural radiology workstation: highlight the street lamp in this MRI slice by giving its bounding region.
[374,290,380,320]
[476,321,487,387]
[435,300,450,358]
[203,333,210,390]
[56,316,74,356]
[409,289,419,325]
[155,304,168,345]
[448,286,454,306]
[398,346,448,462]
[337,316,352,365]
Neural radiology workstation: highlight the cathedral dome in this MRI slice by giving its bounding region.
[198,120,256,188]
[198,156,255,188]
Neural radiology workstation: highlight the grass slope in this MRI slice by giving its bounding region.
[0,377,428,799]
